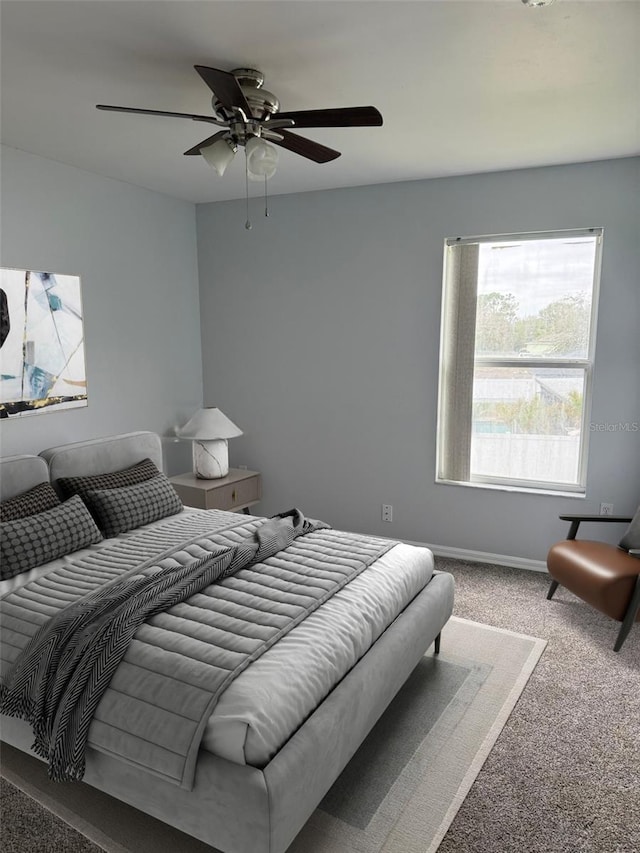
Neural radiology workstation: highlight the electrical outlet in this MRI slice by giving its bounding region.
[600,502,614,516]
[382,504,393,523]
[238,464,248,470]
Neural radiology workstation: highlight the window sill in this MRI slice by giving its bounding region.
[435,478,586,499]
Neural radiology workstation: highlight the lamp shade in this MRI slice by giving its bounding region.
[246,137,278,181]
[176,408,243,440]
[201,138,236,176]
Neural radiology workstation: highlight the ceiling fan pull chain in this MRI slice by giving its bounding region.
[245,150,252,230]
[264,176,270,218]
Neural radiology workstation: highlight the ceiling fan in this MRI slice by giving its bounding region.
[96,65,383,178]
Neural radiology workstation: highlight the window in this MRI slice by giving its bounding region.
[436,228,602,494]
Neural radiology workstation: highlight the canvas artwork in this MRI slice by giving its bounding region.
[0,268,87,418]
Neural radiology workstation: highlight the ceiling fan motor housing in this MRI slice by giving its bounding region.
[212,68,280,125]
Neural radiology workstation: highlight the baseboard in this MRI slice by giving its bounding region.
[404,540,548,573]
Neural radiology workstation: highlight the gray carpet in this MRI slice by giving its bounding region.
[1,559,638,852]
[435,558,640,853]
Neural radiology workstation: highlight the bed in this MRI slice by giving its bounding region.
[0,431,454,853]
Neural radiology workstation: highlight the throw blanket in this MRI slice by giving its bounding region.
[0,509,325,783]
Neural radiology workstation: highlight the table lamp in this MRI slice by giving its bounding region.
[176,407,243,479]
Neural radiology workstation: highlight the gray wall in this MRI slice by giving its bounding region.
[196,158,640,562]
[0,145,202,474]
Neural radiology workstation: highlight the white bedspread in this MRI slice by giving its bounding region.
[202,541,433,766]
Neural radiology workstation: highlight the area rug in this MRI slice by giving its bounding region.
[1,617,546,853]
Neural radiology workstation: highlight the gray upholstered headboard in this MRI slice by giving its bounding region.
[0,455,50,501]
[0,432,164,502]
[39,431,164,482]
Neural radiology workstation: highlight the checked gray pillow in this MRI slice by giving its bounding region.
[85,474,183,538]
[619,505,640,552]
[0,481,61,522]
[56,458,160,502]
[0,495,103,580]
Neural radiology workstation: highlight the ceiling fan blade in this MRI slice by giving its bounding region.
[275,106,383,129]
[273,130,341,164]
[183,131,230,156]
[194,66,251,116]
[96,104,223,125]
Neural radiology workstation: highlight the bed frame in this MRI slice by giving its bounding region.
[1,431,454,853]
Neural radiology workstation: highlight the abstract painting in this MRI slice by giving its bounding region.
[0,268,87,418]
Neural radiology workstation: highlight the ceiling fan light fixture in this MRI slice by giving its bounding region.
[201,137,236,176]
[245,137,278,181]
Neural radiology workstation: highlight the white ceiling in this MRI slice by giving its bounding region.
[1,1,638,204]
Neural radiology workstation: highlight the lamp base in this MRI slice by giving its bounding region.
[192,439,229,479]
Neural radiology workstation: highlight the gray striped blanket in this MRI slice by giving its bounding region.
[1,509,395,788]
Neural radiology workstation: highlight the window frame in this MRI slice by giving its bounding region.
[436,227,603,496]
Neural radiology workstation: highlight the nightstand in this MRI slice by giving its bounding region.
[169,469,262,514]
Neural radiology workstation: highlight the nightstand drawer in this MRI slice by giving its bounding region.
[206,475,260,511]
[170,470,261,512]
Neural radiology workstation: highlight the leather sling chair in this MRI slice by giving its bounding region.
[546,508,640,651]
